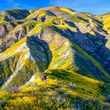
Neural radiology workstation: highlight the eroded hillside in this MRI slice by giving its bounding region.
[0,7,110,110]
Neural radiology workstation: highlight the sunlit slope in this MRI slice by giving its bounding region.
[0,7,110,109]
[103,13,110,32]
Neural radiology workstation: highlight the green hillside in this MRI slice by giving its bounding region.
[0,7,110,110]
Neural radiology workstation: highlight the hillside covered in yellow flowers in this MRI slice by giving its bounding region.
[0,7,110,110]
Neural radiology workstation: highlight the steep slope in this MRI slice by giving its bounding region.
[0,7,110,110]
[102,13,110,33]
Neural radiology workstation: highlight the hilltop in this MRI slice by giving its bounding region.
[0,7,110,110]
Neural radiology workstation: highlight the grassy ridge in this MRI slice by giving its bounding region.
[0,6,110,110]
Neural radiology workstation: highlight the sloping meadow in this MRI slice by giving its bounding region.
[0,7,110,110]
